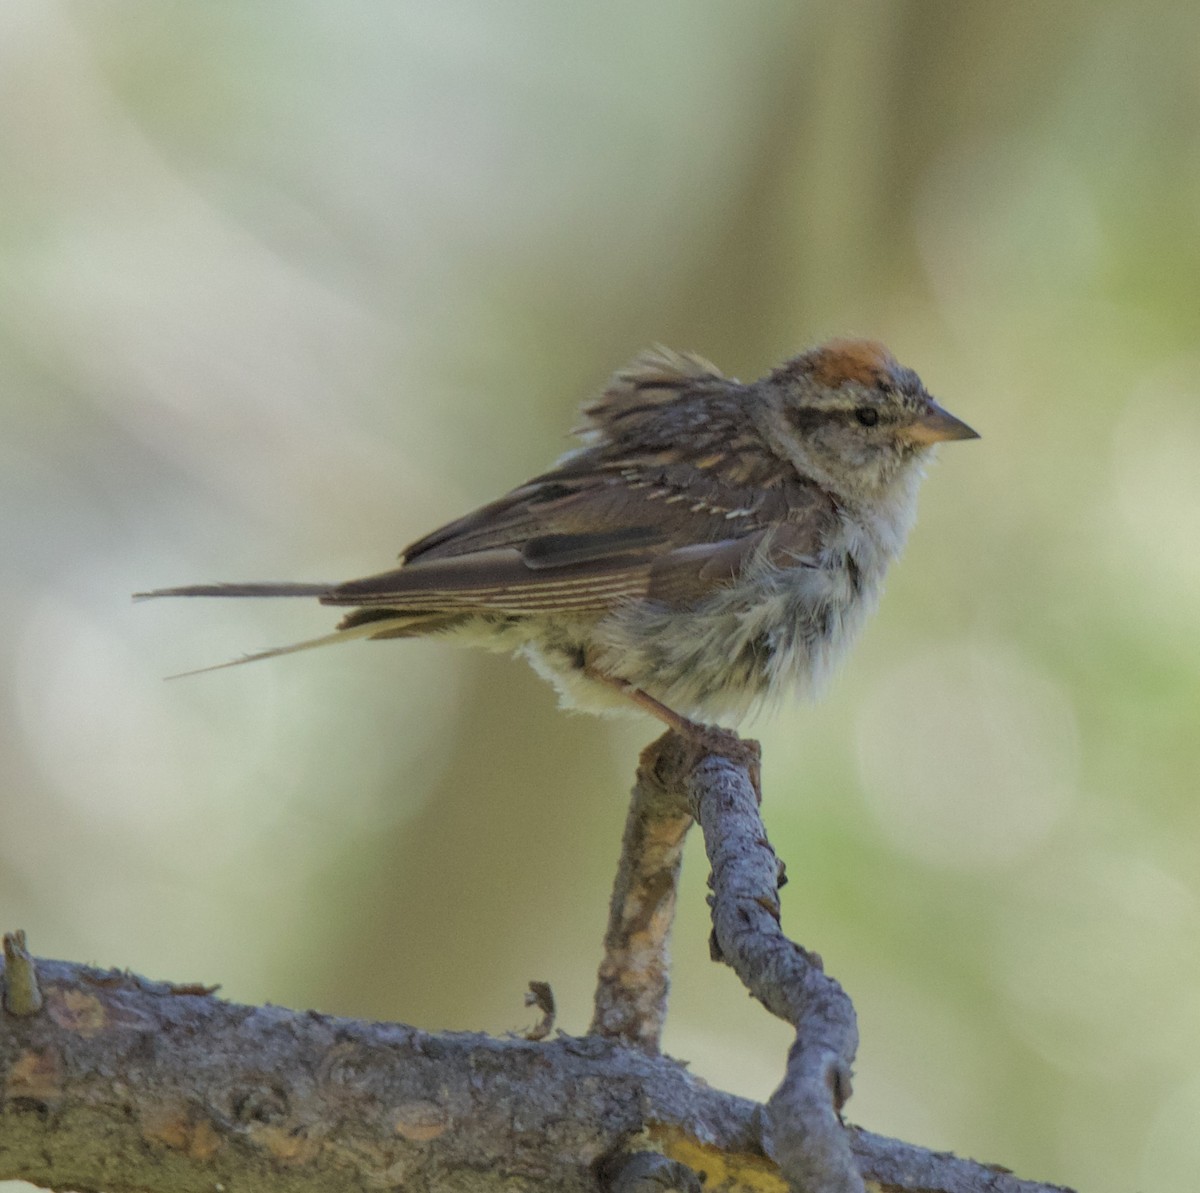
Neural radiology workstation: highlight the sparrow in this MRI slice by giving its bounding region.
[137,339,977,735]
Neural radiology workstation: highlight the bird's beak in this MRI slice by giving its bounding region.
[906,399,980,445]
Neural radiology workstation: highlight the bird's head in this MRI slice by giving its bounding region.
[761,338,978,498]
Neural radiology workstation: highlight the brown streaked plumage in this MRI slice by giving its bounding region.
[137,340,978,732]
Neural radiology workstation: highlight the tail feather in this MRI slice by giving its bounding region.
[134,582,335,601]
[164,616,416,680]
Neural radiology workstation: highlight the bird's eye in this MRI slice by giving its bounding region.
[855,407,879,427]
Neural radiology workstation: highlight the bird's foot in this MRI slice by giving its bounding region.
[677,721,762,798]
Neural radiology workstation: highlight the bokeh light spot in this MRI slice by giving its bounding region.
[856,641,1079,870]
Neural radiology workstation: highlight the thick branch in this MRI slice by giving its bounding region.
[0,957,759,1192]
[590,741,693,1051]
[0,954,1074,1193]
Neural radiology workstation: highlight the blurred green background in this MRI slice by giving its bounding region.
[2,3,1198,1190]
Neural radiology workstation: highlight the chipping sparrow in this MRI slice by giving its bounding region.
[139,339,977,735]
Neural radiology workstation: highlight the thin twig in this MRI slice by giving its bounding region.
[589,739,694,1052]
[645,732,864,1193]
[2,930,44,1017]
[522,980,557,1041]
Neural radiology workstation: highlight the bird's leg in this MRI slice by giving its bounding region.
[584,664,761,794]
[597,674,707,738]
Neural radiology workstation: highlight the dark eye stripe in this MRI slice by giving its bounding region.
[785,407,827,435]
[788,405,886,435]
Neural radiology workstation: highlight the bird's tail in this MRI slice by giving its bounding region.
[161,618,414,679]
[133,582,336,600]
[134,580,415,678]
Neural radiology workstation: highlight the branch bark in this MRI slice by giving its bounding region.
[642,732,862,1193]
[0,736,1078,1193]
[590,741,694,1051]
[0,956,1074,1193]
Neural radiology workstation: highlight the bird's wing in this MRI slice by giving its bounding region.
[323,458,833,616]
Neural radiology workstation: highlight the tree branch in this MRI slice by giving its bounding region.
[590,740,694,1052]
[0,736,1078,1192]
[0,955,760,1192]
[644,731,861,1192]
[0,953,1074,1193]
